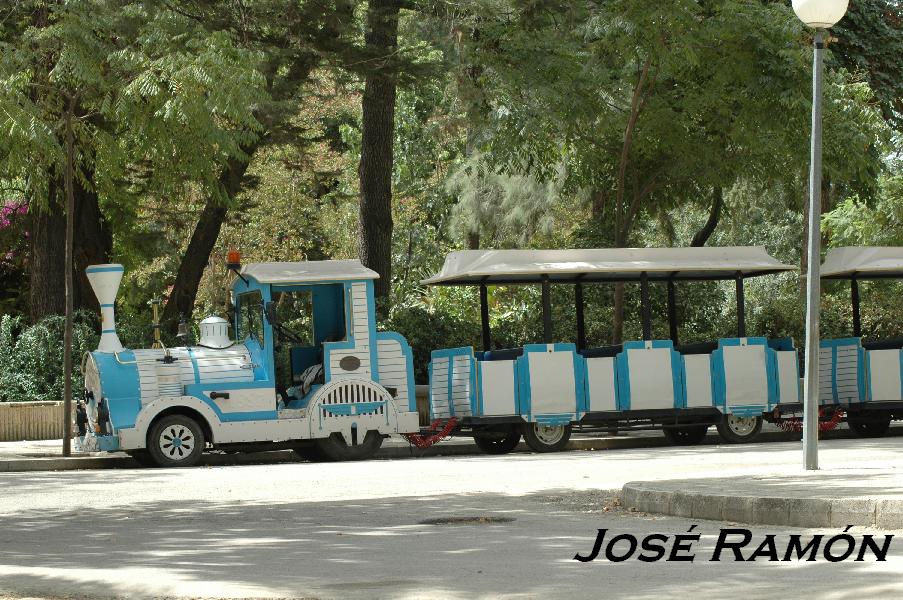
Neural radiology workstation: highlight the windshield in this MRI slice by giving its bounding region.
[238,290,264,342]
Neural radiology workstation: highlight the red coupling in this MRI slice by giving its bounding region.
[775,407,844,433]
[402,417,458,449]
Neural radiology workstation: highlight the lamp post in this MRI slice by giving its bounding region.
[792,0,848,470]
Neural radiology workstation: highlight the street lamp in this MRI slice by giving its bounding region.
[792,0,848,470]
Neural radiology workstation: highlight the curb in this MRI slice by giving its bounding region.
[621,481,903,529]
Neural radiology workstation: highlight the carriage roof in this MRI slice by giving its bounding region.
[422,246,794,285]
[821,247,903,279]
[240,260,379,284]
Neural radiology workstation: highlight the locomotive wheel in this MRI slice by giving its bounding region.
[473,427,521,455]
[662,425,709,446]
[847,412,891,438]
[521,423,572,452]
[147,414,205,468]
[314,430,383,461]
[716,414,762,444]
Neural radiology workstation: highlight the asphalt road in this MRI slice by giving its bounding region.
[1,438,902,599]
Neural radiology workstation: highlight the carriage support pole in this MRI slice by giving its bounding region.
[541,276,553,344]
[851,277,861,338]
[735,272,746,338]
[667,279,678,345]
[575,282,586,351]
[479,282,492,352]
[640,272,651,341]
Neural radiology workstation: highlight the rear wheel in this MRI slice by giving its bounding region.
[521,423,572,452]
[716,414,762,444]
[314,430,383,461]
[473,427,521,455]
[147,414,205,468]
[663,425,709,446]
[847,412,891,438]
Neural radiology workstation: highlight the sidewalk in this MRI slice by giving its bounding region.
[622,465,903,529]
[0,423,867,473]
[0,429,678,472]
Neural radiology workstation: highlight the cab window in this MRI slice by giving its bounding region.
[238,290,264,342]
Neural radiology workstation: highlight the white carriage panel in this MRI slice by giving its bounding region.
[329,350,371,379]
[585,357,617,412]
[683,354,713,408]
[818,347,836,402]
[350,283,371,348]
[722,345,768,408]
[626,348,675,410]
[200,388,276,414]
[527,351,576,415]
[450,355,473,417]
[867,350,902,402]
[479,360,517,416]
[430,357,452,418]
[775,351,800,404]
[834,347,861,402]
[377,339,410,409]
[216,418,306,444]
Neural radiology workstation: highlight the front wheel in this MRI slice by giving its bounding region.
[716,414,762,444]
[663,425,709,446]
[521,423,572,452]
[473,427,521,455]
[847,412,891,438]
[147,414,205,467]
[314,430,384,461]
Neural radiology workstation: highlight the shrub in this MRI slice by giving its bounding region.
[0,312,99,403]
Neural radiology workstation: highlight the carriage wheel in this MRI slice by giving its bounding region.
[473,427,521,455]
[716,414,762,443]
[521,423,572,452]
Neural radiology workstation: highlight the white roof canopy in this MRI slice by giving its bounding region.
[241,260,378,284]
[821,247,903,279]
[423,247,794,285]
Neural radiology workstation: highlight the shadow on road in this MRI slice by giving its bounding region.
[0,486,901,599]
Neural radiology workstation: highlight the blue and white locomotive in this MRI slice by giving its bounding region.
[78,259,420,466]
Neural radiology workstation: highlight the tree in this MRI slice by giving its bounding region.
[0,1,267,323]
[445,0,889,341]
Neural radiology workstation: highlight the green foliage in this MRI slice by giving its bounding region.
[0,312,98,403]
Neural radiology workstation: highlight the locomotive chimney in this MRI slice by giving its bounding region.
[86,264,125,353]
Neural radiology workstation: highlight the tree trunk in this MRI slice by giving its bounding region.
[161,157,251,332]
[73,175,112,312]
[358,0,400,312]
[690,186,723,247]
[28,176,66,322]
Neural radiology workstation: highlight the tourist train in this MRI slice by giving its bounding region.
[76,245,902,467]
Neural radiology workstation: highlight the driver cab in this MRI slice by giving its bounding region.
[268,283,346,405]
[233,261,376,411]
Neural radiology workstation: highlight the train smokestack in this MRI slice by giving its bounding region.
[86,264,124,353]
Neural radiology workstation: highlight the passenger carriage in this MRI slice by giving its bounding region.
[422,247,803,451]
[819,247,903,436]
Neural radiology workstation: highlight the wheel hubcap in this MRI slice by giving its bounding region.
[533,424,565,445]
[727,415,757,436]
[159,425,194,460]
